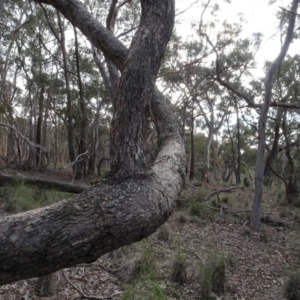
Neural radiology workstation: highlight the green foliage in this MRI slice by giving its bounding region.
[0,183,71,213]
[284,270,300,300]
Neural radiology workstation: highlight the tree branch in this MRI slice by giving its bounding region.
[0,122,47,152]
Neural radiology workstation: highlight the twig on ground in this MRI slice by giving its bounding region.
[98,263,122,273]
[62,270,122,300]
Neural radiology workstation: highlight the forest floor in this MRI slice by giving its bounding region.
[0,168,300,300]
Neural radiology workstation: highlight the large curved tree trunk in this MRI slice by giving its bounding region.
[0,0,186,286]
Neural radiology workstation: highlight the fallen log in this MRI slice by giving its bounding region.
[0,173,87,194]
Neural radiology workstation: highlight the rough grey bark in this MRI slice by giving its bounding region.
[0,0,186,285]
[251,0,299,229]
[110,0,175,175]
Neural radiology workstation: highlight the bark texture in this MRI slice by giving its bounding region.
[111,0,175,174]
[0,0,186,285]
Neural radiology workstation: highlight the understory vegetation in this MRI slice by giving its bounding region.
[1,178,300,299]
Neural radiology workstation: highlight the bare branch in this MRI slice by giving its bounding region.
[204,186,243,201]
[201,33,258,108]
[117,0,132,9]
[176,0,199,16]
[158,56,208,78]
[0,122,47,152]
[280,5,300,16]
[106,0,118,33]
[116,25,138,38]
[199,0,211,32]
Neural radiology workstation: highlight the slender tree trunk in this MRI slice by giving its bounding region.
[74,26,87,176]
[189,109,194,180]
[42,92,50,168]
[236,106,241,184]
[57,12,80,178]
[252,0,298,229]
[35,88,44,169]
[204,131,213,169]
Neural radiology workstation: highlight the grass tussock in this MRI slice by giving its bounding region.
[116,243,157,282]
[189,201,211,219]
[284,270,300,300]
[120,242,167,300]
[198,251,226,299]
[156,226,170,242]
[171,253,187,285]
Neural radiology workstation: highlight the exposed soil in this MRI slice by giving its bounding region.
[0,169,300,300]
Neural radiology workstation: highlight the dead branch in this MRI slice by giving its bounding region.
[63,270,122,300]
[117,0,132,9]
[0,173,87,194]
[204,186,243,200]
[64,150,89,169]
[0,122,47,152]
[176,0,199,16]
[280,6,300,16]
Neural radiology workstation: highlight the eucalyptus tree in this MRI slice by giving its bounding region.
[202,0,300,228]
[0,0,186,285]
[263,55,300,202]
[251,0,299,227]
